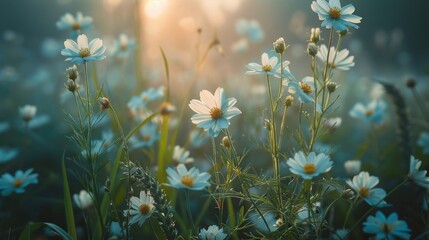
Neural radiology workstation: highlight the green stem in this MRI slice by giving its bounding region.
[343,195,359,229]
[185,189,195,235]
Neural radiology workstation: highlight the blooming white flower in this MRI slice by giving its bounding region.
[311,0,362,31]
[125,191,155,226]
[363,211,411,240]
[61,34,106,65]
[172,145,194,164]
[73,190,93,209]
[0,169,38,196]
[166,164,210,191]
[19,105,37,122]
[199,225,227,240]
[56,12,93,34]
[189,87,241,138]
[408,155,429,189]
[344,160,361,177]
[317,45,354,70]
[349,100,387,125]
[287,151,333,180]
[347,171,386,206]
[246,53,288,78]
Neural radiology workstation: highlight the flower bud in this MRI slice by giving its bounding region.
[344,160,361,177]
[160,102,176,116]
[221,136,231,149]
[19,105,37,122]
[339,29,348,37]
[342,189,355,200]
[274,218,284,228]
[98,97,110,110]
[310,28,321,43]
[327,81,338,93]
[66,65,79,81]
[284,95,294,107]
[406,78,416,88]
[65,79,79,92]
[273,37,286,54]
[307,43,318,56]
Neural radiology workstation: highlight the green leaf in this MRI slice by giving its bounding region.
[160,47,170,102]
[18,222,73,240]
[62,155,77,240]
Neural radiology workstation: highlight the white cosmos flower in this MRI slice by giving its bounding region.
[287,151,333,180]
[125,191,155,226]
[317,44,354,70]
[166,164,210,191]
[408,155,429,189]
[73,190,93,209]
[199,225,227,240]
[172,145,194,164]
[61,34,106,65]
[346,171,386,206]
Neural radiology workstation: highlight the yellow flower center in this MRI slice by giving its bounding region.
[139,204,151,215]
[365,110,374,116]
[381,223,393,234]
[329,7,342,20]
[262,65,273,72]
[300,83,313,94]
[181,175,194,187]
[71,23,81,30]
[358,187,369,197]
[210,107,222,119]
[13,179,23,188]
[79,48,91,57]
[303,163,316,174]
[143,135,151,141]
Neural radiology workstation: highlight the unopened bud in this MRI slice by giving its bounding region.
[66,65,79,81]
[339,29,348,37]
[98,97,110,110]
[65,79,79,92]
[327,81,338,93]
[160,102,176,116]
[273,37,287,54]
[307,43,318,56]
[19,105,37,122]
[342,189,355,199]
[221,136,231,149]
[284,95,294,107]
[310,28,321,43]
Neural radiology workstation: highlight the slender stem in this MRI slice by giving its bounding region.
[343,196,359,229]
[278,105,288,153]
[185,189,195,235]
[412,89,429,122]
[210,137,223,225]
[321,28,334,111]
[309,56,318,152]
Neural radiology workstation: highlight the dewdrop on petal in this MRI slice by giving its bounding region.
[98,97,110,110]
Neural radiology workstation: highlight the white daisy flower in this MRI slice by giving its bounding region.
[166,164,210,191]
[287,151,333,180]
[346,171,386,206]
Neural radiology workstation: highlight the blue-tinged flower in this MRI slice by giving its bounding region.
[287,151,333,180]
[73,190,93,209]
[0,122,10,133]
[417,132,429,154]
[199,225,227,240]
[349,100,387,125]
[129,123,159,149]
[110,221,124,238]
[235,19,264,43]
[408,155,429,189]
[111,33,136,59]
[0,148,19,163]
[172,145,194,165]
[286,77,321,112]
[311,0,362,31]
[347,171,386,206]
[127,86,164,112]
[124,191,155,226]
[332,228,348,240]
[0,169,38,196]
[19,105,37,122]
[317,45,355,70]
[189,129,209,148]
[56,12,93,37]
[189,87,241,138]
[61,34,106,65]
[245,53,283,77]
[344,159,361,177]
[363,211,411,240]
[166,164,210,191]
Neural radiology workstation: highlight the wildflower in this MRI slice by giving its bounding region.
[125,191,155,226]
[332,228,348,240]
[317,45,355,70]
[286,77,321,112]
[245,53,282,77]
[172,145,194,165]
[284,95,294,107]
[61,34,106,65]
[344,160,361,177]
[127,86,164,112]
[41,38,62,58]
[166,164,210,190]
[73,190,93,209]
[0,169,38,196]
[273,37,287,54]
[349,100,387,125]
[160,102,176,116]
[56,12,93,36]
[235,19,264,43]
[66,65,79,80]
[98,97,110,110]
[408,155,429,189]
[19,105,37,122]
[327,81,338,93]
[0,148,19,163]
[189,129,209,148]
[310,28,321,43]
[109,221,124,238]
[363,211,411,240]
[199,225,227,240]
[189,87,241,138]
[417,132,429,154]
[347,171,386,206]
[221,136,231,149]
[307,42,318,56]
[287,151,333,180]
[65,79,79,92]
[129,123,159,149]
[111,33,136,59]
[311,0,362,31]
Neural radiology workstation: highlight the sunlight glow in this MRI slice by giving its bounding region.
[145,0,168,18]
